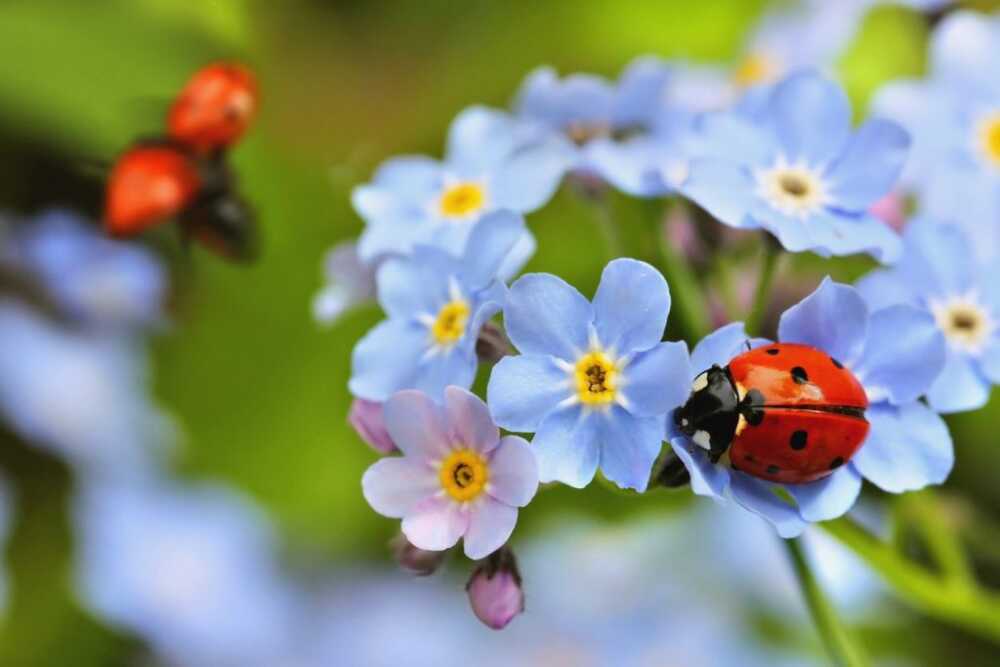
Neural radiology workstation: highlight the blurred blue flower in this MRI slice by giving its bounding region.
[0,300,172,478]
[488,258,691,491]
[672,279,951,537]
[74,478,300,667]
[2,210,166,331]
[872,10,1000,262]
[311,240,375,326]
[683,71,908,262]
[349,211,524,401]
[857,218,1000,413]
[362,387,538,560]
[353,105,565,266]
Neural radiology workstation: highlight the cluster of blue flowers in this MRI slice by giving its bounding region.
[328,2,999,629]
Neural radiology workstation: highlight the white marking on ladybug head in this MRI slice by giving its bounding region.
[692,371,709,392]
[692,430,711,451]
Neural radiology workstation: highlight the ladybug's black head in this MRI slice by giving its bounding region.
[674,365,740,462]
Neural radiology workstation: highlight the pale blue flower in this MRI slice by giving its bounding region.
[857,218,1000,413]
[672,279,951,537]
[683,71,908,262]
[350,211,524,401]
[487,258,691,491]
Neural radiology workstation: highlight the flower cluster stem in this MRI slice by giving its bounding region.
[781,537,870,667]
[652,201,710,341]
[744,234,782,337]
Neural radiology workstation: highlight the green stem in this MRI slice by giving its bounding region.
[782,538,869,667]
[823,516,1000,642]
[744,236,782,337]
[901,490,975,591]
[589,196,625,260]
[653,201,711,342]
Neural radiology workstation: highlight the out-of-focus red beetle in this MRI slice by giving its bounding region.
[167,63,258,155]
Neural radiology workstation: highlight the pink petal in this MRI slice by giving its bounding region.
[383,390,450,461]
[444,386,500,453]
[348,399,397,454]
[486,436,538,507]
[463,499,518,560]
[361,458,437,518]
[402,495,468,552]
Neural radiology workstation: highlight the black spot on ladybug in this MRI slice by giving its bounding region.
[829,457,844,470]
[790,430,808,450]
[747,409,764,426]
[831,357,844,369]
[766,347,780,355]
[791,366,809,384]
[766,465,780,475]
[731,462,742,472]
[745,389,766,407]
[744,454,755,463]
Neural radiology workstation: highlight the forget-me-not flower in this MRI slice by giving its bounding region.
[353,105,566,265]
[682,71,909,262]
[363,387,538,560]
[671,279,952,537]
[487,258,691,492]
[349,211,524,402]
[857,218,1000,413]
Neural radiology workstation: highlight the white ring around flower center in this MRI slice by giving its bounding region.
[755,157,829,220]
[929,292,996,355]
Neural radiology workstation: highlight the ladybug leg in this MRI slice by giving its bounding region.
[653,453,691,489]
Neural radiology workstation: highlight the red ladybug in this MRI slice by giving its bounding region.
[674,343,869,485]
[167,62,258,154]
[105,144,200,237]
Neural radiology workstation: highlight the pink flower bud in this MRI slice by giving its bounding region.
[466,547,524,630]
[390,533,447,576]
[348,399,396,454]
[869,191,907,232]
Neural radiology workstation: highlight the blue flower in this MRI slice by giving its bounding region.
[0,299,172,478]
[857,218,1000,413]
[671,278,951,537]
[312,240,376,326]
[682,71,908,262]
[871,10,1000,262]
[487,258,691,491]
[353,106,567,265]
[74,478,299,666]
[2,210,166,330]
[350,211,525,402]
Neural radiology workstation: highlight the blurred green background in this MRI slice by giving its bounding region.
[1,0,999,664]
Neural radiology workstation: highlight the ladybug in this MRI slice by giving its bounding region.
[167,62,259,154]
[674,343,869,485]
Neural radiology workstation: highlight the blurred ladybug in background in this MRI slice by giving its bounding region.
[674,343,869,484]
[104,62,260,262]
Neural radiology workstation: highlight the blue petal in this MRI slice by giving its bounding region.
[690,323,756,373]
[691,111,775,165]
[981,340,1000,384]
[532,406,600,488]
[348,320,426,401]
[356,215,429,263]
[787,467,862,523]
[411,348,478,399]
[490,137,573,213]
[825,119,910,211]
[748,203,816,254]
[487,354,572,432]
[729,473,808,538]
[375,248,455,319]
[592,258,671,354]
[515,67,615,129]
[853,402,953,493]
[582,137,668,197]
[670,439,730,500]
[612,56,672,128]
[930,11,1000,94]
[854,269,917,311]
[768,72,850,165]
[894,218,975,299]
[446,106,521,173]
[497,230,536,284]
[926,351,991,414]
[778,278,869,366]
[597,408,665,492]
[621,341,691,417]
[459,211,526,289]
[854,305,946,405]
[504,273,592,360]
[681,160,758,229]
[800,210,902,264]
[352,157,442,223]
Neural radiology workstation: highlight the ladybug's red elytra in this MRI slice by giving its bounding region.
[674,343,870,485]
[102,62,259,262]
[167,62,258,154]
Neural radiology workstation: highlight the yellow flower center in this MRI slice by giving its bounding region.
[733,52,779,88]
[977,113,1000,168]
[431,299,470,346]
[574,351,618,406]
[756,160,828,220]
[930,295,995,353]
[439,449,489,502]
[439,182,486,219]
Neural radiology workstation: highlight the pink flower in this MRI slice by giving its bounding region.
[466,546,524,630]
[348,399,397,454]
[868,191,907,232]
[361,387,538,559]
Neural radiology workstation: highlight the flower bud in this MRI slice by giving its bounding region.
[390,533,446,576]
[868,191,906,232]
[348,399,397,454]
[466,546,524,630]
